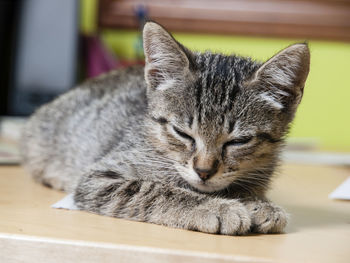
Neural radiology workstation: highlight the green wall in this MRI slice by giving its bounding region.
[81,0,350,151]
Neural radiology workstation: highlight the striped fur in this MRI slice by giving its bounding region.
[21,22,310,235]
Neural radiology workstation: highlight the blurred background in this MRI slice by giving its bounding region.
[0,0,350,164]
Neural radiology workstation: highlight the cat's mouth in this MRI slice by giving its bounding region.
[175,164,234,193]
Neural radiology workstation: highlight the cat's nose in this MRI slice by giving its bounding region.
[194,167,217,181]
[193,159,219,181]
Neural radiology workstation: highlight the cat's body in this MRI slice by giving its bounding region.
[22,67,148,192]
[21,22,310,235]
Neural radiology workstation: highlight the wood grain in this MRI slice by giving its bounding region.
[0,164,349,262]
[98,0,350,41]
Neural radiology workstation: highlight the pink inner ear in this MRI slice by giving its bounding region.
[146,67,163,87]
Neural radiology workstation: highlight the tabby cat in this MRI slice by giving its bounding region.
[21,22,310,235]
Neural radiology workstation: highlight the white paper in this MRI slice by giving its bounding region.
[329,177,350,200]
[52,194,79,210]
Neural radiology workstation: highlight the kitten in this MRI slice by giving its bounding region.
[21,22,310,235]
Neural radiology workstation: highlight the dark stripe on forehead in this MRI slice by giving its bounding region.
[194,79,203,123]
[226,84,239,113]
[206,54,219,89]
[233,58,246,83]
[228,120,235,134]
[188,115,194,128]
[219,86,227,105]
[215,56,230,79]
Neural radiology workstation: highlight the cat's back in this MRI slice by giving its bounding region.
[21,66,147,191]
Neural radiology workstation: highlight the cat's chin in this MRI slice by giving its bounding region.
[189,181,227,193]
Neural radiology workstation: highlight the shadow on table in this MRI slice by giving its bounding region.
[283,203,350,233]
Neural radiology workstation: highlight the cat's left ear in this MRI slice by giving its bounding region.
[143,22,191,91]
[251,43,310,110]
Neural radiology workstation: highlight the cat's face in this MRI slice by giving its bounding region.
[143,22,310,193]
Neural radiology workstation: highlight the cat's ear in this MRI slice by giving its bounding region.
[143,22,190,90]
[252,43,310,110]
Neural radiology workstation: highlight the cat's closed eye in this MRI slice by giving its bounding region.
[224,137,253,148]
[172,126,195,143]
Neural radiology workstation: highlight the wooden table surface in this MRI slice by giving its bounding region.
[0,164,349,263]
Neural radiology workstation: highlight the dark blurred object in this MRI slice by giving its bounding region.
[134,4,148,60]
[99,0,350,41]
[83,35,118,78]
[0,0,20,115]
[7,0,79,116]
[81,34,144,79]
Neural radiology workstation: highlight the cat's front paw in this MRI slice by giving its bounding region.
[245,200,288,234]
[190,199,251,235]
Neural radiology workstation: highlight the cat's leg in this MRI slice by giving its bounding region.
[74,170,251,235]
[244,199,288,234]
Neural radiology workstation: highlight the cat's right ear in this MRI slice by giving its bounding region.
[143,22,190,91]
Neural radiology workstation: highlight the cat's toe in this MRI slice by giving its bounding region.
[218,202,251,235]
[266,207,288,233]
[191,200,251,235]
[247,201,288,234]
[189,209,221,234]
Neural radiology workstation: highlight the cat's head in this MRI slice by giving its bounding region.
[143,22,310,193]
